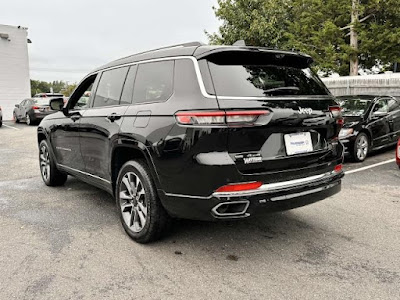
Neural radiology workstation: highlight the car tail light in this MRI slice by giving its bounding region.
[215,181,263,193]
[33,106,40,110]
[396,139,400,161]
[175,110,269,126]
[329,106,343,126]
[333,164,343,173]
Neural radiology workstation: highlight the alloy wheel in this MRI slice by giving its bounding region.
[39,145,50,181]
[26,114,31,125]
[119,172,148,233]
[356,135,368,161]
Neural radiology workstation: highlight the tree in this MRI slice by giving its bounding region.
[208,0,400,76]
[30,80,77,97]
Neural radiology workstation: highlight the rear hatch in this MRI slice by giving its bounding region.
[197,49,342,179]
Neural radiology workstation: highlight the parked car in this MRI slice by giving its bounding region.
[336,95,400,162]
[38,42,344,243]
[13,97,62,125]
[34,93,64,98]
[0,106,2,127]
[396,138,400,169]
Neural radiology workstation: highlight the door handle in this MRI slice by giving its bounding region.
[107,113,122,122]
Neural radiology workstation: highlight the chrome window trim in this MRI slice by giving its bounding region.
[57,164,111,184]
[84,56,334,102]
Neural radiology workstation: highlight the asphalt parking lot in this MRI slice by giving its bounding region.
[0,121,399,300]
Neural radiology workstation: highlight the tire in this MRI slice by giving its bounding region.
[39,140,68,186]
[116,160,171,243]
[14,113,19,123]
[352,133,369,162]
[26,114,33,126]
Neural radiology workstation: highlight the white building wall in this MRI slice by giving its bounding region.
[0,24,31,120]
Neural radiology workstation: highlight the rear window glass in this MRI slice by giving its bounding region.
[133,61,174,104]
[33,98,50,105]
[203,52,329,97]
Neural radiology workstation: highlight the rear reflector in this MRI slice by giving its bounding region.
[215,181,263,193]
[175,110,269,126]
[334,164,343,173]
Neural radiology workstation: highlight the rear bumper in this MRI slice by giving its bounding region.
[159,171,344,221]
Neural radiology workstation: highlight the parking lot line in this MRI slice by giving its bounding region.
[345,159,396,175]
[2,124,20,130]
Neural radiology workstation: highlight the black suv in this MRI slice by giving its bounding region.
[38,42,344,243]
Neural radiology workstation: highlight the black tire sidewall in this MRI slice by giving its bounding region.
[39,140,67,186]
[352,133,369,162]
[116,161,156,242]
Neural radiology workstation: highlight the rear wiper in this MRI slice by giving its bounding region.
[263,86,300,95]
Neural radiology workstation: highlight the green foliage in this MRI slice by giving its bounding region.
[208,0,400,76]
[30,80,77,97]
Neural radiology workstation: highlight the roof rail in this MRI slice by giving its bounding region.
[115,42,204,62]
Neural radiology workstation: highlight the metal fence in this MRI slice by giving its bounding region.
[322,73,400,98]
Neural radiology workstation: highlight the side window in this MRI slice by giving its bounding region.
[120,65,138,105]
[21,100,27,106]
[93,67,129,108]
[388,98,400,112]
[133,61,174,104]
[69,74,98,110]
[373,99,389,113]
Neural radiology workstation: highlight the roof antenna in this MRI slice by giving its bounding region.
[232,40,246,46]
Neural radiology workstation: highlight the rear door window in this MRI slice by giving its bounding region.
[133,61,174,104]
[93,67,129,108]
[388,98,400,112]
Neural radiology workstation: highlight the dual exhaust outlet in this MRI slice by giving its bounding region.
[211,200,250,218]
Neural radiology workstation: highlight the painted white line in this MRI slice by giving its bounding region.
[345,159,396,175]
[2,124,20,130]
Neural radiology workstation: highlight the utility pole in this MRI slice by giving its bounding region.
[350,0,359,76]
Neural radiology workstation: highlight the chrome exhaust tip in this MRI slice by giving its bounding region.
[211,200,250,218]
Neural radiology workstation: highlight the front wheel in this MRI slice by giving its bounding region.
[39,140,68,186]
[352,133,369,162]
[116,160,171,243]
[14,113,19,123]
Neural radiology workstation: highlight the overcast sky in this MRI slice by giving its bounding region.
[1,0,221,83]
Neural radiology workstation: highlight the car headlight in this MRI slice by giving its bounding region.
[339,128,354,138]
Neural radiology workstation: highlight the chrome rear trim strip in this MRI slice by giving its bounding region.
[165,171,340,200]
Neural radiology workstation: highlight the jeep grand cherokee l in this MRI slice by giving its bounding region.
[37,42,344,243]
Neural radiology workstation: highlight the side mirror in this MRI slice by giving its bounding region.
[15,104,19,108]
[50,98,64,111]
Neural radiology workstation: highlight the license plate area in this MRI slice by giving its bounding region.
[284,132,313,156]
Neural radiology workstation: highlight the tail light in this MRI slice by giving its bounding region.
[215,181,263,193]
[396,139,400,161]
[329,106,343,126]
[33,106,40,110]
[175,110,269,127]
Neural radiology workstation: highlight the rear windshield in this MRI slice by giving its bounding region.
[337,98,371,116]
[33,98,51,105]
[203,52,329,97]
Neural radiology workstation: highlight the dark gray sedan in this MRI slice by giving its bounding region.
[13,97,62,125]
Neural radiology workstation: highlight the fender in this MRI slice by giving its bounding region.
[110,136,163,190]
